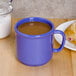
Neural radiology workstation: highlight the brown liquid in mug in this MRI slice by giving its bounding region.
[18,22,51,35]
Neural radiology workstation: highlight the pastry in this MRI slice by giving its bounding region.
[65,22,76,45]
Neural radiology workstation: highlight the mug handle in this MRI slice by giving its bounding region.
[53,30,66,52]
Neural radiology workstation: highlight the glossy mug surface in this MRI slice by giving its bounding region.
[14,17,66,66]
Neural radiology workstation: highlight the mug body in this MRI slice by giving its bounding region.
[15,17,54,66]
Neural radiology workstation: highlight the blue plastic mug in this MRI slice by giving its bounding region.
[14,17,66,66]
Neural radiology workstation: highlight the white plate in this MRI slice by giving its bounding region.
[54,20,76,51]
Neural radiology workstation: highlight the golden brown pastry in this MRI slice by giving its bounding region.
[65,22,76,45]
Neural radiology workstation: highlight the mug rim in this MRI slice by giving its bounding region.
[14,17,54,38]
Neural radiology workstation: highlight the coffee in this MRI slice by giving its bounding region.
[18,22,51,35]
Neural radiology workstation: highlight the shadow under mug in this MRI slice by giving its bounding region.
[14,17,66,66]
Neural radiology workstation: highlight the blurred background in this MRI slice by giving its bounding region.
[4,0,76,18]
